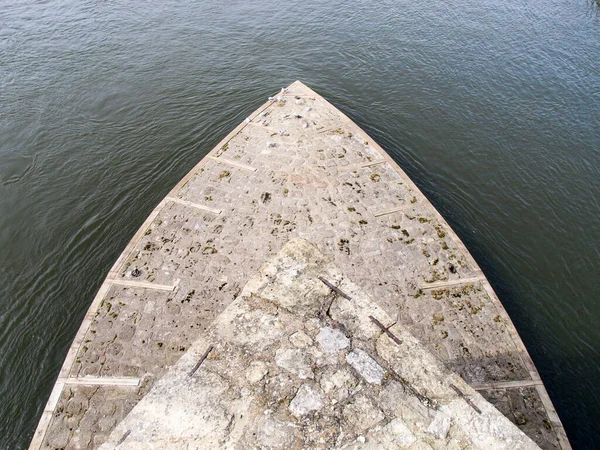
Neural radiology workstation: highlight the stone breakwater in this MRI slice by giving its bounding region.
[30,81,569,449]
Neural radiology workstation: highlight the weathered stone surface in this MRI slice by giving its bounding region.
[382,418,418,447]
[343,395,385,432]
[42,385,143,450]
[289,330,313,348]
[480,387,562,450]
[245,360,268,384]
[320,367,357,402]
[428,410,451,439]
[96,239,540,450]
[260,418,298,447]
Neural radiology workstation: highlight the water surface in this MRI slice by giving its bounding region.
[1,0,599,448]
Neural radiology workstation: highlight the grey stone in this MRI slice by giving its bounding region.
[97,416,117,432]
[260,418,296,447]
[245,361,268,384]
[346,349,385,384]
[46,427,70,449]
[289,331,313,349]
[383,419,417,447]
[343,396,385,432]
[320,368,357,402]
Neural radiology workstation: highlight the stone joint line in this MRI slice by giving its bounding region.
[207,156,257,172]
[471,379,544,391]
[373,203,421,217]
[61,377,141,387]
[420,276,487,290]
[108,279,176,291]
[166,196,223,215]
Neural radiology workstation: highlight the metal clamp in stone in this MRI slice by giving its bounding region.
[188,344,214,377]
[369,315,402,346]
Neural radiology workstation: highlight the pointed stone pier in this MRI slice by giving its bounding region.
[30,81,570,449]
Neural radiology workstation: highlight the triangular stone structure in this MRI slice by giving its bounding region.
[31,81,570,449]
[98,238,539,449]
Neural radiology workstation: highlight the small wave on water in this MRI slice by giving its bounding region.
[0,153,38,185]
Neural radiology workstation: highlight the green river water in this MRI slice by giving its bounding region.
[1,0,599,448]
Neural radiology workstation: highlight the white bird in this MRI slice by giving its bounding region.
[282,114,291,119]
[302,121,309,129]
[267,142,276,148]
[279,130,287,136]
[268,96,275,101]
[245,117,251,123]
[281,87,289,93]
[293,113,302,119]
[306,106,312,112]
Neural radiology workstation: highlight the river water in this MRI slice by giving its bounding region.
[1,0,599,448]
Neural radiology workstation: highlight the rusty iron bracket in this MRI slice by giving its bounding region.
[318,277,352,300]
[369,315,402,345]
[189,345,214,377]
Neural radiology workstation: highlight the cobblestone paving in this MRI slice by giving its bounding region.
[43,386,142,450]
[69,285,199,379]
[37,81,567,449]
